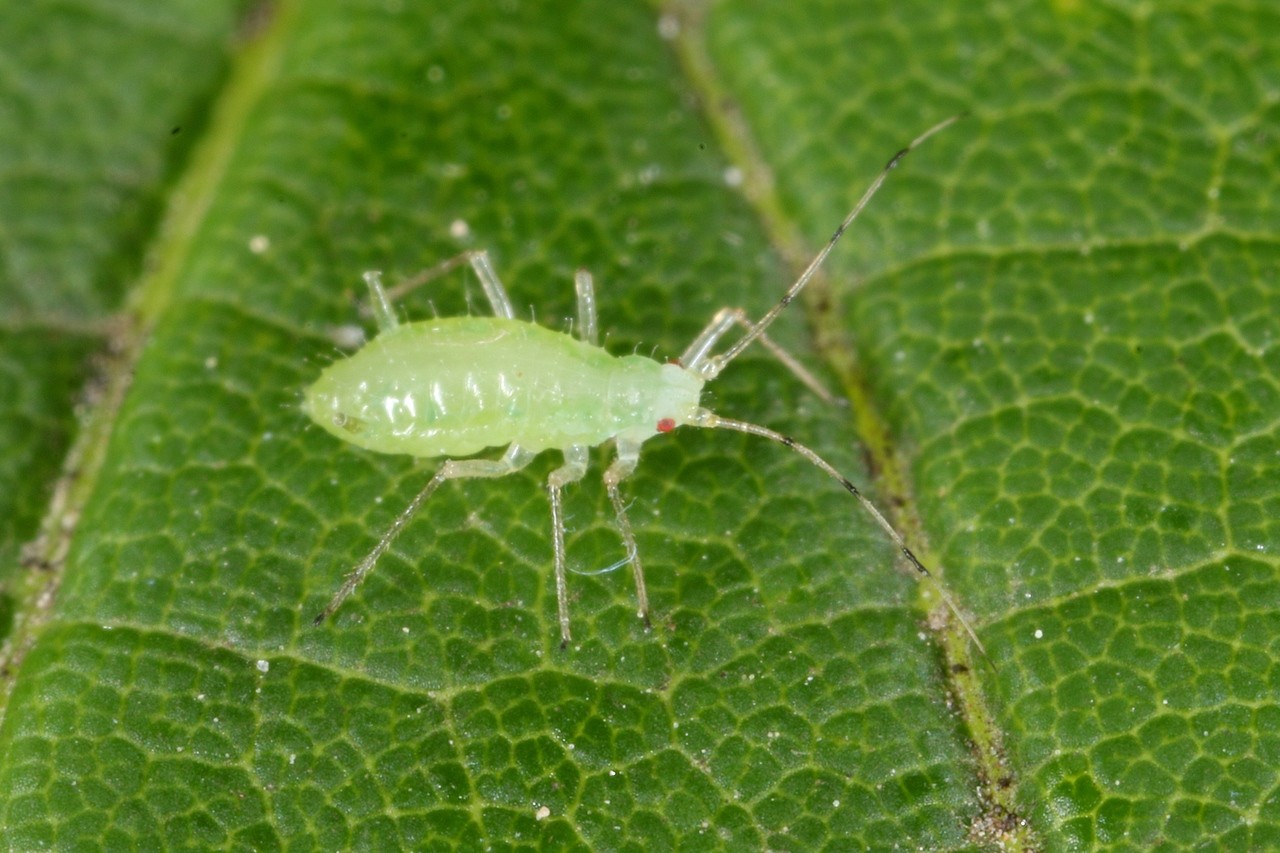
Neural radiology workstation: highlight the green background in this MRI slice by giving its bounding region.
[1,0,1277,850]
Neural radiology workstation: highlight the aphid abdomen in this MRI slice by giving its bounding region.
[304,317,696,457]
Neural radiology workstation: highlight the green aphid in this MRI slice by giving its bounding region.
[305,115,984,654]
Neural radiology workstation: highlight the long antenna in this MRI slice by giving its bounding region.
[694,410,990,663]
[697,113,966,381]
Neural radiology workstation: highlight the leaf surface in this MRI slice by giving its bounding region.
[2,1,1278,850]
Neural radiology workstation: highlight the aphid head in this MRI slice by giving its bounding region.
[611,358,705,443]
[650,361,706,432]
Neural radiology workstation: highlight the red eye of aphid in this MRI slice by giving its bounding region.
[656,418,676,433]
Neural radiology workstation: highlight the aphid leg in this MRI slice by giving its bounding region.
[369,253,473,312]
[602,437,650,632]
[547,444,590,647]
[681,307,836,403]
[573,268,598,345]
[312,444,536,626]
[362,271,399,333]
[369,250,517,320]
[679,306,736,370]
[690,408,990,663]
[541,271,604,646]
[465,250,517,320]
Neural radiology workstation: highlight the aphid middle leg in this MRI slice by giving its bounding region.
[313,444,536,626]
[465,250,516,319]
[681,307,836,402]
[547,444,590,646]
[602,437,650,632]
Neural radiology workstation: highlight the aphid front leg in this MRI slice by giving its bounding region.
[312,444,536,625]
[681,307,836,403]
[602,437,649,631]
[547,444,589,646]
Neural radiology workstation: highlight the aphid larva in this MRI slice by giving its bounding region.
[305,115,984,654]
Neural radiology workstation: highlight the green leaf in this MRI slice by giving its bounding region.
[0,0,242,613]
[2,0,1278,850]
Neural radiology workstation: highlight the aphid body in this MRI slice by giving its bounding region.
[306,318,702,457]
[306,115,985,655]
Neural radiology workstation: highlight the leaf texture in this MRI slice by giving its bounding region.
[1,1,1278,850]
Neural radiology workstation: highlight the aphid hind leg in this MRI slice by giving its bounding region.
[547,444,590,646]
[602,437,650,632]
[370,250,517,320]
[573,269,598,345]
[313,444,536,625]
[681,308,836,403]
[362,271,400,333]
[364,253,470,322]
